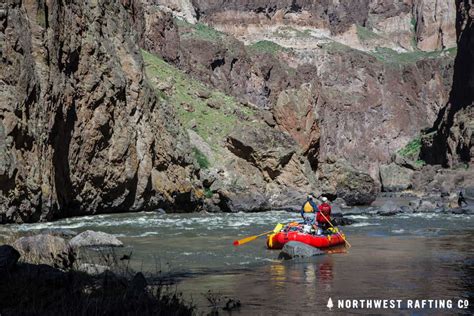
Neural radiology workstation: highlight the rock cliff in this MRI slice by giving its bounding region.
[0,0,468,222]
[421,0,473,167]
[0,0,200,223]
[140,0,455,182]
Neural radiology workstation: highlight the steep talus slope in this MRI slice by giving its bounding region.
[0,0,200,223]
[421,0,473,167]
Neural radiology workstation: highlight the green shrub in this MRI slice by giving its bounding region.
[193,148,210,169]
[204,188,213,198]
[398,137,421,160]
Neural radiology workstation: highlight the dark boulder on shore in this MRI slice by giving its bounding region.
[13,234,69,260]
[278,241,325,260]
[0,245,20,272]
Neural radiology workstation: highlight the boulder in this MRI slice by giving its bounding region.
[69,231,123,248]
[261,110,276,127]
[380,163,414,192]
[417,199,442,212]
[226,125,297,180]
[195,88,211,99]
[377,200,403,216]
[217,189,270,212]
[13,234,69,260]
[331,216,356,226]
[0,245,20,272]
[207,98,224,109]
[464,187,474,200]
[393,153,423,170]
[278,241,325,260]
[318,159,377,205]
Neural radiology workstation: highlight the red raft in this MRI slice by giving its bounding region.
[266,229,346,249]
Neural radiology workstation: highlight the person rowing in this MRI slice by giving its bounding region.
[300,193,318,227]
[316,197,332,235]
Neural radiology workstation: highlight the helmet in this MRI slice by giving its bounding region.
[321,197,328,202]
[307,193,314,199]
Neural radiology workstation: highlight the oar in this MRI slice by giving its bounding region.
[318,211,352,249]
[233,223,283,246]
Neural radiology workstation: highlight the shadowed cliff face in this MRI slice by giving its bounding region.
[421,0,474,166]
[0,0,200,223]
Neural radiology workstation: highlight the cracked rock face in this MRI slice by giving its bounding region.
[0,0,200,223]
[421,0,474,166]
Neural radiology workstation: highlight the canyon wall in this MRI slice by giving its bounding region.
[0,0,200,223]
[421,0,473,166]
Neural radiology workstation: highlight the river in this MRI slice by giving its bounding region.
[1,205,473,315]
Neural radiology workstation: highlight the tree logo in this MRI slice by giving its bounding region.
[327,297,334,310]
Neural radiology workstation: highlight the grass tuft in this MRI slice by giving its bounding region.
[356,25,381,42]
[248,40,287,56]
[370,47,457,64]
[176,19,224,42]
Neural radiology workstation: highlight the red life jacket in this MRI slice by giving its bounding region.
[317,203,332,223]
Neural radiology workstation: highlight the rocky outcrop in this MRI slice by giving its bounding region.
[0,0,200,223]
[413,0,457,51]
[69,230,123,248]
[380,163,414,192]
[13,234,68,259]
[317,159,377,205]
[0,245,20,272]
[227,126,297,180]
[138,2,182,63]
[421,0,473,167]
[210,125,317,212]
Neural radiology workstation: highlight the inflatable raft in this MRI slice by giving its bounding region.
[266,225,346,249]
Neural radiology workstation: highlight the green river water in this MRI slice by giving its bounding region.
[1,203,473,315]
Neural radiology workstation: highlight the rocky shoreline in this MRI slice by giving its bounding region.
[0,238,195,315]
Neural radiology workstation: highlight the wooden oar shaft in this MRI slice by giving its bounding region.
[318,211,352,248]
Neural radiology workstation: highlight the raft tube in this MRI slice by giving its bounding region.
[266,231,346,249]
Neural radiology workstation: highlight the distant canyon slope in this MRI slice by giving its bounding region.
[0,0,471,223]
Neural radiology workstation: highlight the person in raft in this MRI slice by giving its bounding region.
[300,193,318,226]
[316,196,332,235]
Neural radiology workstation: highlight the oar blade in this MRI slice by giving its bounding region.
[233,235,258,246]
[273,223,283,233]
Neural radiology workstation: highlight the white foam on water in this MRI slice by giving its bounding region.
[131,232,160,237]
[392,229,405,234]
[351,222,380,227]
[346,215,369,220]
